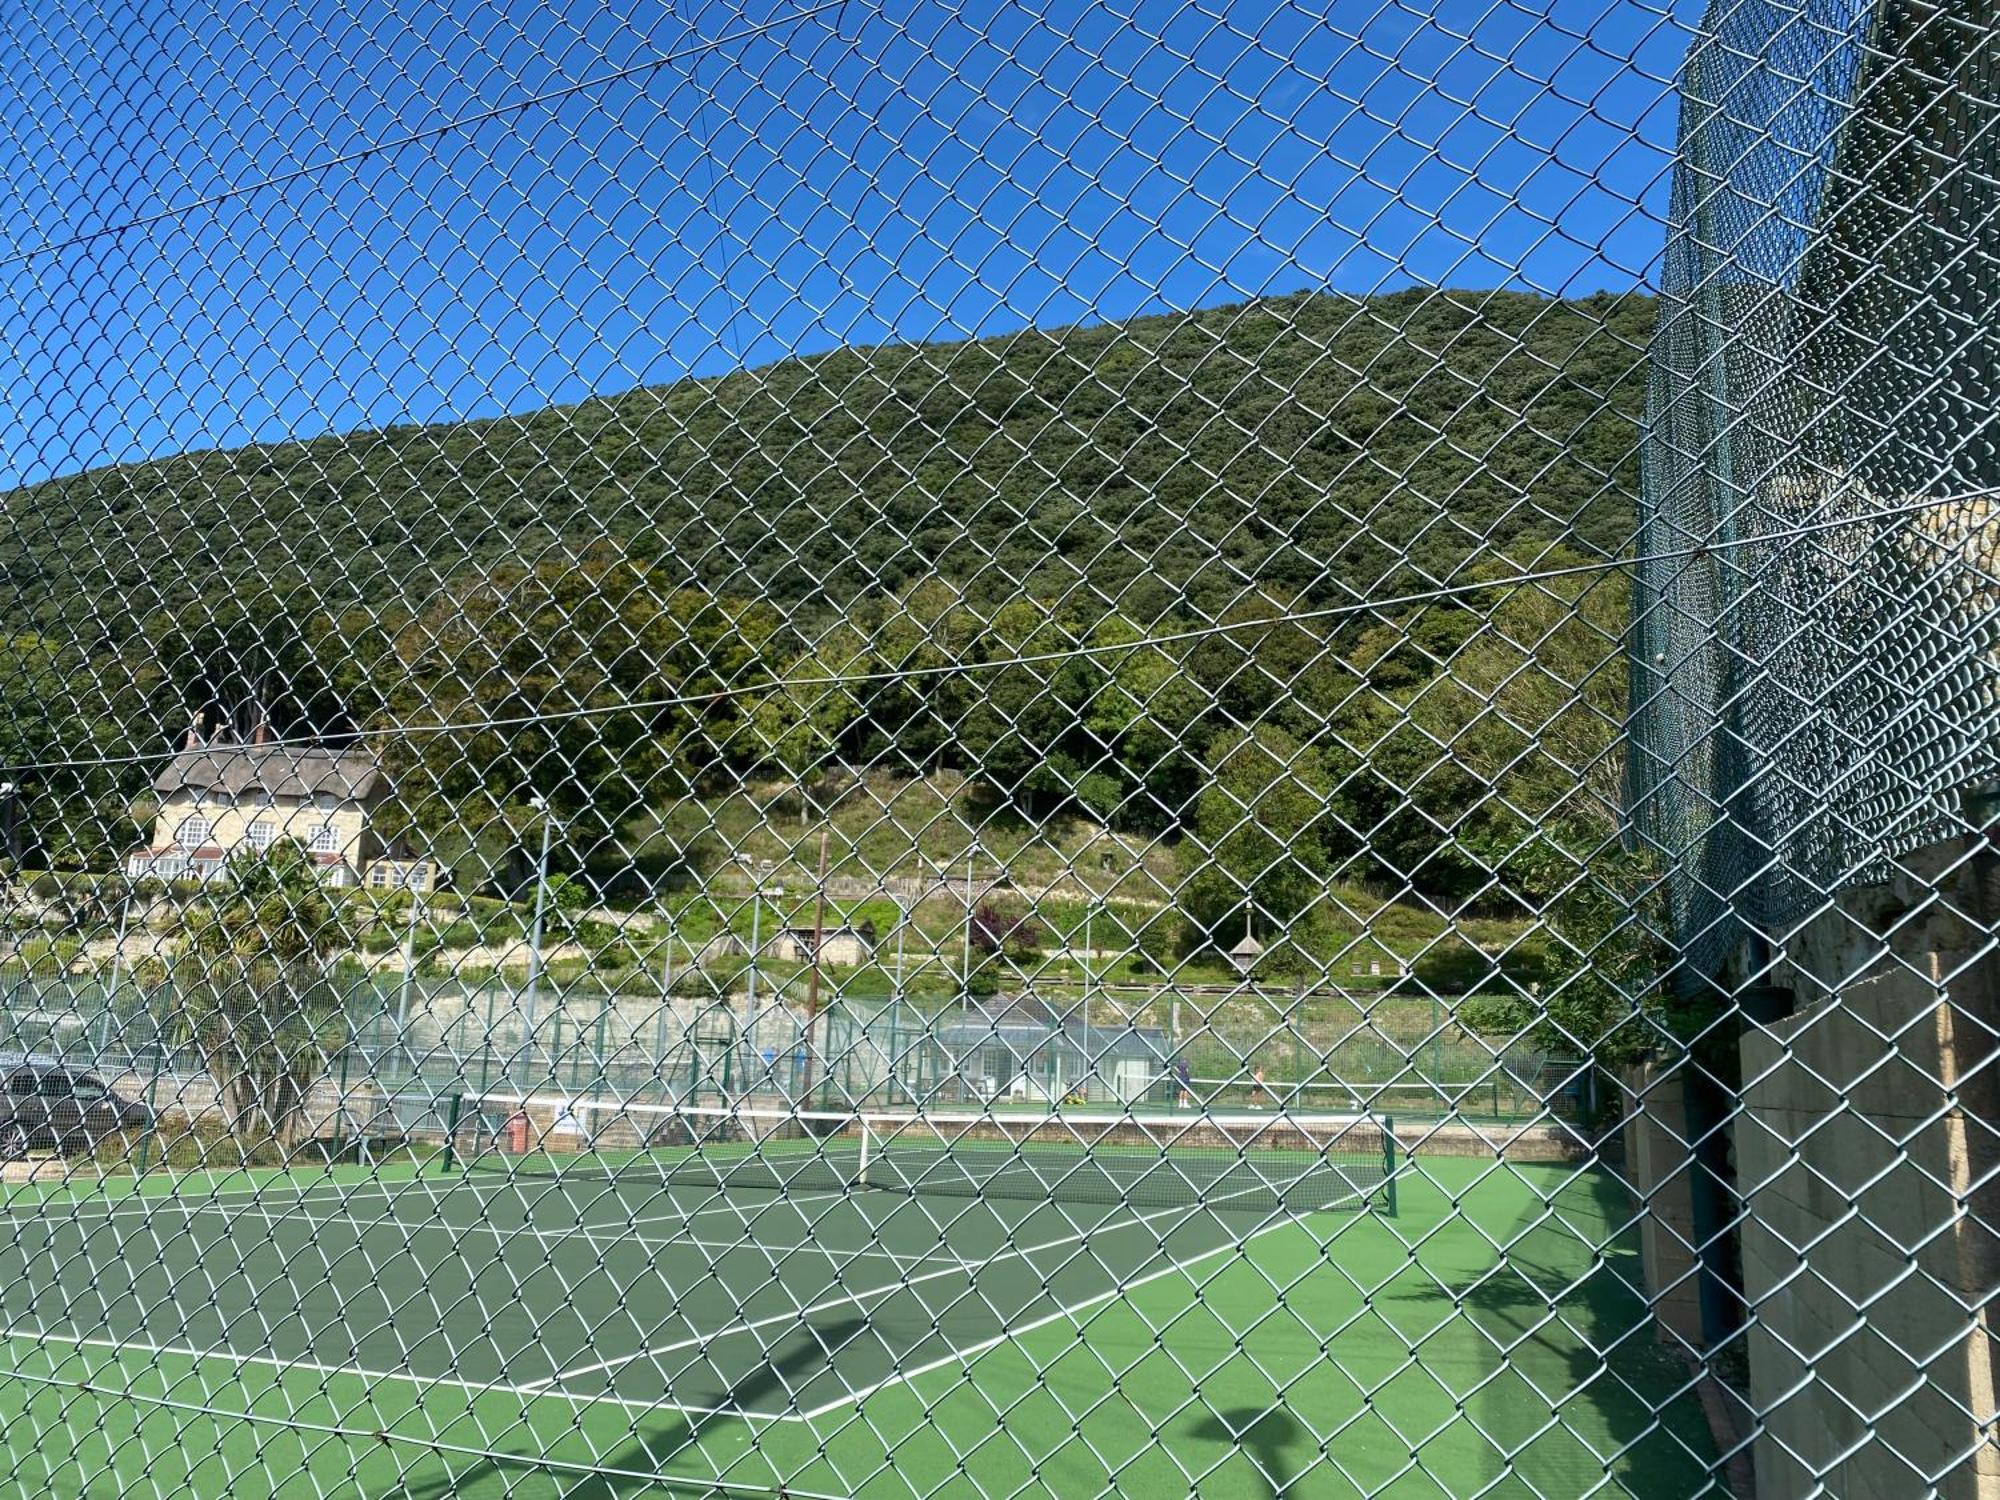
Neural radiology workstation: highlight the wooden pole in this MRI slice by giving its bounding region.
[798,829,832,1107]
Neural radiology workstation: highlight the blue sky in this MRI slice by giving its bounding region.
[0,0,1703,488]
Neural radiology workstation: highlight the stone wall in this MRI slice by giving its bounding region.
[1738,838,2000,1500]
[110,1066,448,1145]
[1620,1058,1704,1348]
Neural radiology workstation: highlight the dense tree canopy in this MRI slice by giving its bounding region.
[0,287,1648,950]
[0,288,1650,640]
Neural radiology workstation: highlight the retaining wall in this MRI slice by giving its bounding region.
[1739,839,2000,1500]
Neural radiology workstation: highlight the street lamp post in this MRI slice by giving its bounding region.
[890,881,915,1098]
[798,829,832,1109]
[0,780,18,868]
[892,886,911,1007]
[396,876,425,1076]
[888,869,949,1101]
[748,882,764,1011]
[1082,899,1094,1104]
[659,897,677,1004]
[1428,979,1440,1090]
[961,843,977,1000]
[0,783,16,1008]
[522,795,555,1084]
[736,857,779,1094]
[654,905,675,1095]
[106,882,132,1066]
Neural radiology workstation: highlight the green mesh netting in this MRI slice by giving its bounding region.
[1631,0,2000,979]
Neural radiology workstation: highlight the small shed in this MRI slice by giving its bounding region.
[765,924,877,967]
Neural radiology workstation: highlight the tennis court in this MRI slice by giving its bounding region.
[0,1132,1720,1499]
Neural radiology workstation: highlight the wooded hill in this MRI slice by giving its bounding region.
[0,286,1652,636]
[0,287,1654,971]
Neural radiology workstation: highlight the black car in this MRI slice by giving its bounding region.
[0,1059,155,1160]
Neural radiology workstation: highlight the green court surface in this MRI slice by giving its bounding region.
[0,1157,1720,1499]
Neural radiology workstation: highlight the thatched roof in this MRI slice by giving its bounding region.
[152,745,379,801]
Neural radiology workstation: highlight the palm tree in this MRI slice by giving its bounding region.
[173,840,352,1147]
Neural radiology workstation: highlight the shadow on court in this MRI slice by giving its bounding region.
[1190,1405,1309,1496]
[377,1315,871,1500]
[1446,1169,1722,1500]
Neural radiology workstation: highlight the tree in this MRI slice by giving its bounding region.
[842,580,976,770]
[954,599,1097,816]
[1496,834,1668,1067]
[970,901,1042,959]
[125,585,363,750]
[1186,588,1357,737]
[0,291,1653,643]
[172,841,353,1148]
[538,871,595,940]
[1179,725,1333,951]
[1324,560,1627,907]
[380,546,783,879]
[751,628,865,821]
[0,634,145,872]
[1083,615,1210,829]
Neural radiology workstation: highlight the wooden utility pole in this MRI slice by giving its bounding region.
[798,828,832,1107]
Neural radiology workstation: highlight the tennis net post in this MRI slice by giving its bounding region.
[438,1091,463,1175]
[1383,1114,1398,1218]
[854,1112,875,1191]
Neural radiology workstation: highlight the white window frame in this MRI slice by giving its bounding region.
[309,823,340,855]
[177,816,211,850]
[246,821,275,851]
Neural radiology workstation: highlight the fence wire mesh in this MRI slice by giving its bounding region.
[1631,0,2000,980]
[0,0,1991,1497]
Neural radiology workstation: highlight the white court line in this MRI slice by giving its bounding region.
[17,1169,861,1236]
[3,1167,497,1219]
[786,1206,1310,1419]
[9,1150,730,1212]
[0,1324,688,1420]
[3,1176,972,1273]
[79,1164,856,1217]
[521,1193,1221,1391]
[3,1204,1326,1427]
[100,1197,969,1268]
[7,1175,412,1215]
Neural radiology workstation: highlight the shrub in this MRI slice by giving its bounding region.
[1402,935,1552,997]
[1402,940,1494,996]
[1127,906,1186,972]
[970,902,1041,959]
[1456,993,1535,1037]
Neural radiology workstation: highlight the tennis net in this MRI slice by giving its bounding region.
[448,1094,1399,1213]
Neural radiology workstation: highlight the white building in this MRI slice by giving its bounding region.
[125,740,432,890]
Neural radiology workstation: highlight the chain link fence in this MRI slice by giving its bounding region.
[0,0,1990,1496]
